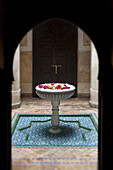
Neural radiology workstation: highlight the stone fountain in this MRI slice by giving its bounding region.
[35,83,75,134]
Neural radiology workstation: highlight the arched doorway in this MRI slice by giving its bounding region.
[13,20,97,107]
[16,19,95,102]
[11,17,99,170]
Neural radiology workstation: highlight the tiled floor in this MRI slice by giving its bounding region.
[12,97,98,170]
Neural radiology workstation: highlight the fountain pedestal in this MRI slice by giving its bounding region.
[35,83,75,134]
[49,100,61,133]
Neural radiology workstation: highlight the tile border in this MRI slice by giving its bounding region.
[12,113,98,148]
[12,157,98,165]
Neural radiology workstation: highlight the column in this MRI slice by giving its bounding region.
[89,42,99,108]
[49,100,61,134]
[12,45,21,108]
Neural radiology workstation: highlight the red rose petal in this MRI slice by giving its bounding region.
[38,85,42,88]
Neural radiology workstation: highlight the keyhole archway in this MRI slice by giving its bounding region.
[12,18,99,108]
[1,1,113,170]
[12,16,99,169]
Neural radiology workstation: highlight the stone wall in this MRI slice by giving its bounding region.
[20,27,91,96]
[20,30,32,95]
[78,28,91,96]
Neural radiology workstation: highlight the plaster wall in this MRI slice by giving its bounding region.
[20,30,32,94]
[78,27,91,95]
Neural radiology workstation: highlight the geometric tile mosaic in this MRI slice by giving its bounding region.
[12,113,98,148]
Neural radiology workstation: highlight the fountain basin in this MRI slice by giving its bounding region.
[35,83,75,100]
[35,83,75,134]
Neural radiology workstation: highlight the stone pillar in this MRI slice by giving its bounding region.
[12,45,21,108]
[89,42,99,108]
[49,100,61,134]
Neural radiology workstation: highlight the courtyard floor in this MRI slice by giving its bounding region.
[12,97,98,170]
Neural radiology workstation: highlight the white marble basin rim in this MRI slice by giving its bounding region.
[35,83,75,100]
